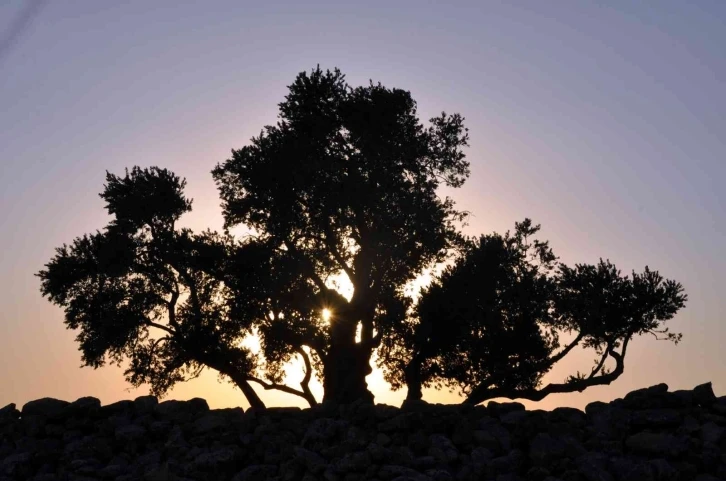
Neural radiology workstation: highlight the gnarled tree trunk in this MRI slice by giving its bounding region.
[322,314,374,404]
[404,353,424,402]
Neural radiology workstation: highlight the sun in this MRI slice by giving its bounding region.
[321,308,332,322]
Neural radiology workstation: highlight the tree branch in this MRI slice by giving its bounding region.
[167,288,180,329]
[587,344,611,380]
[247,375,312,401]
[463,336,630,405]
[322,225,355,281]
[283,239,328,292]
[544,331,584,368]
[145,320,176,336]
[295,346,318,407]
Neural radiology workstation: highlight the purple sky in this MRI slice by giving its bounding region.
[1,0,724,410]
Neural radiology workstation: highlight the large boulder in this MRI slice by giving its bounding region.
[21,398,69,418]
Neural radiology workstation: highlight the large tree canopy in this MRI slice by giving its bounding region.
[213,66,470,403]
[39,67,686,408]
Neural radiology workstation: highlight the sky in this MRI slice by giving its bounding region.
[1,0,724,411]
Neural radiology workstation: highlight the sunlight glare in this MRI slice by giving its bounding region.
[322,308,332,322]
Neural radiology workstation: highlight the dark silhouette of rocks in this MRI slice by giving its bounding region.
[1,383,725,480]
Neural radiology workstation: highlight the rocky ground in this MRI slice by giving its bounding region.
[1,383,725,481]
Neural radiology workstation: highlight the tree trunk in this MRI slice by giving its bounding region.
[404,355,423,402]
[200,354,267,410]
[230,373,267,410]
[323,343,374,404]
[322,312,374,404]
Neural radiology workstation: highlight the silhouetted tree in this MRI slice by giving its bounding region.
[378,219,686,404]
[37,167,320,409]
[212,67,470,404]
[39,67,686,408]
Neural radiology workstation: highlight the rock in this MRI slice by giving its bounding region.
[679,414,701,435]
[0,403,18,421]
[526,466,553,481]
[31,474,60,481]
[488,450,524,477]
[98,463,128,478]
[585,401,610,417]
[155,399,208,422]
[193,412,228,434]
[609,457,654,481]
[231,464,278,481]
[500,410,529,426]
[133,396,158,414]
[648,459,677,481]
[476,419,512,453]
[115,424,147,443]
[377,432,392,446]
[21,397,70,418]
[622,384,669,408]
[100,400,134,416]
[143,462,170,481]
[378,464,426,480]
[345,425,370,449]
[425,468,453,481]
[470,446,494,464]
[575,452,612,481]
[530,433,567,467]
[701,422,724,445]
[294,446,327,474]
[625,432,687,457]
[190,446,238,470]
[668,390,694,408]
[694,475,726,481]
[428,434,458,463]
[693,383,717,406]
[67,396,101,415]
[1,452,31,476]
[335,451,371,473]
[164,424,188,451]
[486,401,525,418]
[303,418,342,444]
[552,407,587,427]
[625,432,687,456]
[413,455,436,470]
[630,409,682,428]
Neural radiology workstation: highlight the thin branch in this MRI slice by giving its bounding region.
[145,320,176,336]
[647,329,673,341]
[178,268,204,322]
[247,376,309,399]
[295,346,318,407]
[296,347,313,388]
[322,225,355,281]
[543,331,584,368]
[283,239,328,292]
[587,345,610,380]
[167,288,180,329]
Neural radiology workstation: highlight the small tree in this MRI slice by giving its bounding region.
[37,167,321,409]
[378,219,686,404]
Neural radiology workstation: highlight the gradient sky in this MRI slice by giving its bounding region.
[1,0,724,411]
